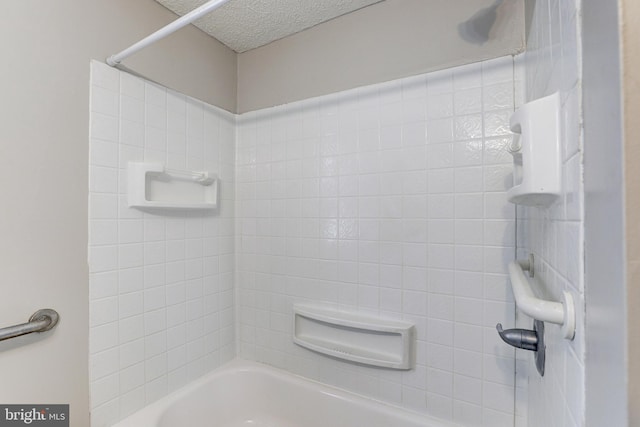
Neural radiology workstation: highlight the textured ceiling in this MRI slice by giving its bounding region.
[155,0,384,53]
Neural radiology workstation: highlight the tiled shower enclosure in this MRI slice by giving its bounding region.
[235,56,521,425]
[89,55,523,426]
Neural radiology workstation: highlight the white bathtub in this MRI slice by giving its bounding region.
[113,359,452,427]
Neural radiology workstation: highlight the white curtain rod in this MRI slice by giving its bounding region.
[106,0,232,66]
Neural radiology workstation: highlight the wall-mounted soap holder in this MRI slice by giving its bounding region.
[507,92,562,207]
[293,305,415,370]
[128,162,218,210]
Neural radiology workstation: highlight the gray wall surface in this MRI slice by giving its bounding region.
[0,1,236,425]
[582,1,628,426]
[237,0,525,113]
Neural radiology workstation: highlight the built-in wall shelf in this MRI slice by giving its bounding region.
[127,162,218,210]
[293,305,415,370]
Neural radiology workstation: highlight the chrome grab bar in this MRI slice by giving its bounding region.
[0,309,59,342]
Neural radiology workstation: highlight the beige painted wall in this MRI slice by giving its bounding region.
[0,1,235,425]
[622,0,640,423]
[237,0,525,113]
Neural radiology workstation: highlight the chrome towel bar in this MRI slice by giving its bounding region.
[0,309,59,342]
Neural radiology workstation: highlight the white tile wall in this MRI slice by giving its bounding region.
[89,61,236,427]
[235,56,518,425]
[517,1,585,426]
[89,52,574,426]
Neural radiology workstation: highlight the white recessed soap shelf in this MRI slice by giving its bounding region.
[293,305,415,370]
[508,92,562,207]
[128,162,218,210]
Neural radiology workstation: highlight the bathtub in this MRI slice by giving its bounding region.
[113,359,452,427]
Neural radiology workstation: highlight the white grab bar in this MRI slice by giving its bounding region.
[509,257,575,339]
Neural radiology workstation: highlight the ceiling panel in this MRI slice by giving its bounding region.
[156,0,384,53]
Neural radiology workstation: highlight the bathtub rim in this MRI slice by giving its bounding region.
[111,357,456,427]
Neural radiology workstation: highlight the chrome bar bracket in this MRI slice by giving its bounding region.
[0,309,60,342]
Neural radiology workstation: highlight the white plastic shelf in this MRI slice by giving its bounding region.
[127,162,218,210]
[293,305,415,370]
[508,92,562,207]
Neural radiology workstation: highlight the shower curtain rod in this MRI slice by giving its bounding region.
[106,0,231,66]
